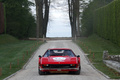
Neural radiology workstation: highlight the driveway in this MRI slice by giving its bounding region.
[7,40,108,80]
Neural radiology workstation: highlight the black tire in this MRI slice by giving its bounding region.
[75,66,81,75]
[69,66,81,75]
[39,69,45,75]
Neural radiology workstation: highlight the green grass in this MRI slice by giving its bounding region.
[0,34,19,44]
[76,34,120,79]
[0,34,43,80]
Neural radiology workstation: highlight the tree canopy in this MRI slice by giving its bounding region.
[0,0,36,39]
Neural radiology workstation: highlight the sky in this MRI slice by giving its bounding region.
[29,0,71,37]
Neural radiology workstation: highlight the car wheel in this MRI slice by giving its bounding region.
[39,69,45,75]
[75,66,81,75]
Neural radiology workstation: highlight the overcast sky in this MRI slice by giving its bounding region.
[29,0,71,37]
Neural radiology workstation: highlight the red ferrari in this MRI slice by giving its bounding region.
[38,48,81,75]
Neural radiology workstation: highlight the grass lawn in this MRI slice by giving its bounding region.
[76,34,120,79]
[0,34,43,80]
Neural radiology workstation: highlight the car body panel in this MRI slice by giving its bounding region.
[41,56,77,64]
[38,48,81,74]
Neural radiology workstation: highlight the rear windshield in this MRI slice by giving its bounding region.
[43,49,75,57]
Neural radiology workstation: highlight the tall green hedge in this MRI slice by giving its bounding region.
[94,0,120,46]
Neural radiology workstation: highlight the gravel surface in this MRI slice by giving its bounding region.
[7,40,108,80]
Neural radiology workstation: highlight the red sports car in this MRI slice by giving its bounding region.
[38,48,81,75]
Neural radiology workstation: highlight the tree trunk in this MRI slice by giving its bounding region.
[76,0,80,37]
[0,2,5,34]
[68,0,74,37]
[35,0,43,39]
[43,0,50,38]
[35,0,39,39]
[73,0,76,38]
[39,0,43,38]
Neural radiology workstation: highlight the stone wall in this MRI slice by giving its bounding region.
[103,51,120,73]
[103,51,120,62]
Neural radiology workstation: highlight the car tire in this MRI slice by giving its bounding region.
[75,66,81,75]
[39,69,45,75]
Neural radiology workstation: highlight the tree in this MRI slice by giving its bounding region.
[35,0,50,38]
[68,0,79,37]
[68,0,74,37]
[2,0,36,38]
[76,0,80,37]
[35,0,43,39]
[43,0,50,38]
[0,2,5,34]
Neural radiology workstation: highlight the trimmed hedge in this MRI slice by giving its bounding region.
[94,0,120,46]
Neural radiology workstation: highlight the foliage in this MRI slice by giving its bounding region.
[81,0,113,36]
[1,0,36,39]
[94,0,120,46]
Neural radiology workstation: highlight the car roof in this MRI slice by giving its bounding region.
[47,48,72,50]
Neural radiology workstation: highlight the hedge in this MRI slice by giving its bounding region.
[94,0,120,46]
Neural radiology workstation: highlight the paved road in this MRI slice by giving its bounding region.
[8,40,108,80]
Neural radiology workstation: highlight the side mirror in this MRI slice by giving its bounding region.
[39,55,41,58]
[77,55,80,57]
